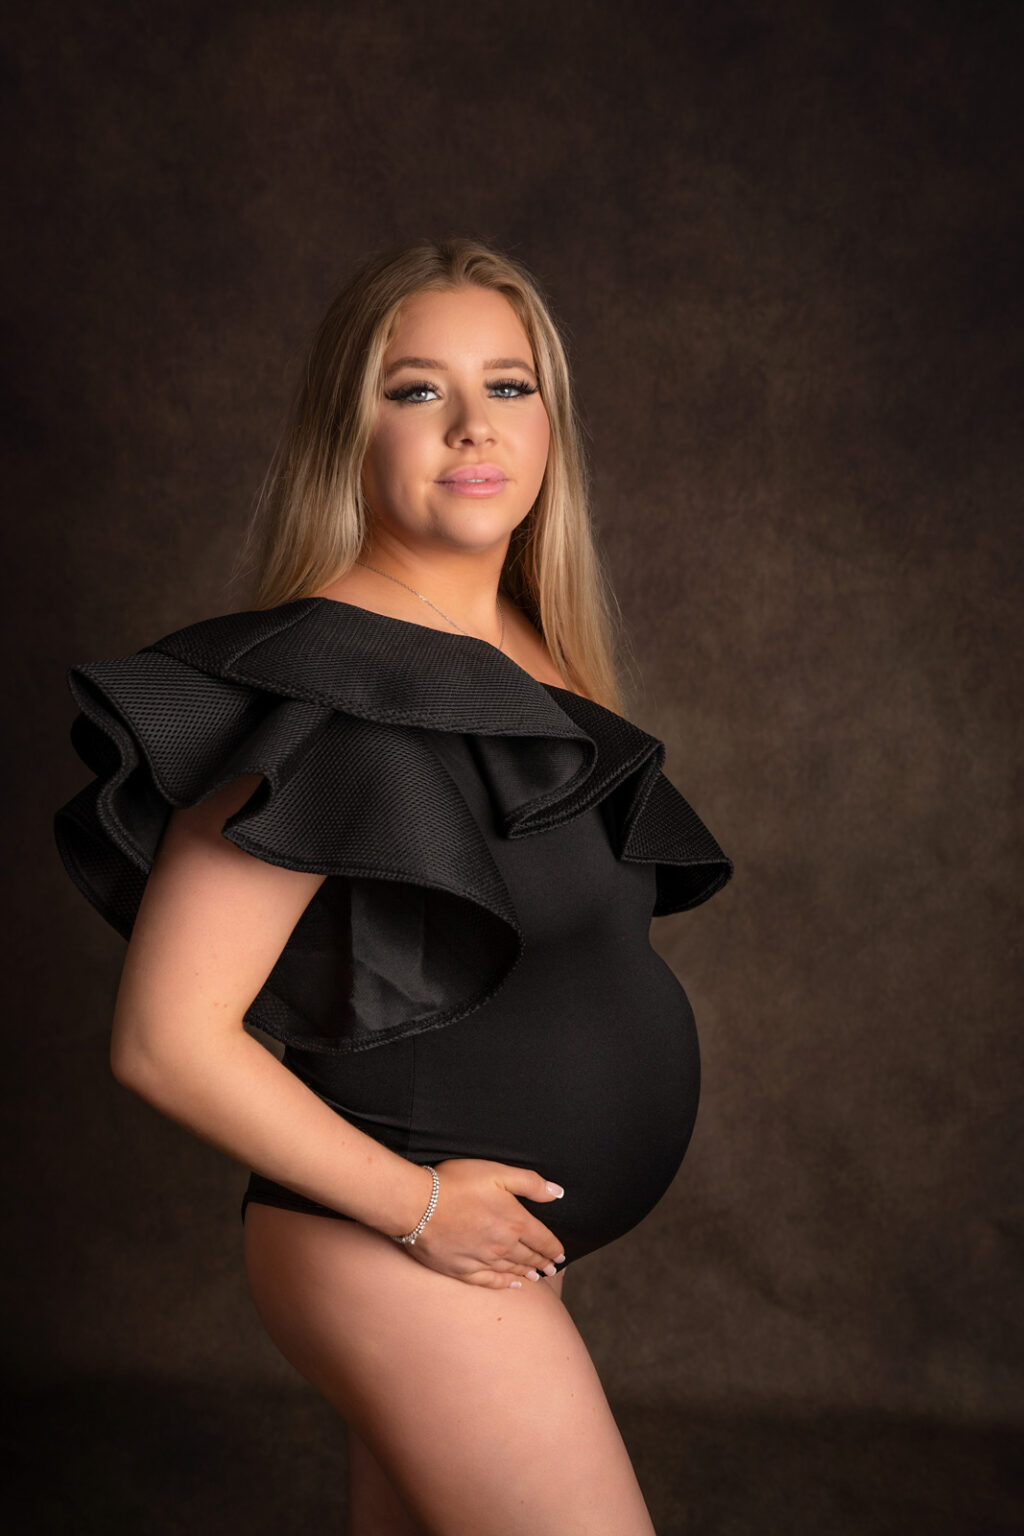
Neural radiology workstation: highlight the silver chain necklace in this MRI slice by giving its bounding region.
[354,560,505,652]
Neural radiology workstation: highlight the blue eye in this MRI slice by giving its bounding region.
[384,377,539,404]
[385,381,440,404]
[489,377,540,399]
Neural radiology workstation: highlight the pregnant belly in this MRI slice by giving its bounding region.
[289,945,701,1266]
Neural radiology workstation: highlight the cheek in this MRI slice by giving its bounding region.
[522,405,551,469]
[367,417,401,467]
[363,420,414,499]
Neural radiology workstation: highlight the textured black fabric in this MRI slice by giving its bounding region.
[243,727,707,1265]
[54,597,733,1058]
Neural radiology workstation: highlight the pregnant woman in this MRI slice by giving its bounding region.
[55,237,733,1535]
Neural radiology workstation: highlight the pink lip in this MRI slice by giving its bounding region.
[437,464,508,483]
[436,464,509,498]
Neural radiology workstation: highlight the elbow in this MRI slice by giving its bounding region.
[110,995,149,1090]
[110,1009,169,1095]
[109,993,175,1093]
[110,1035,154,1095]
[109,1013,243,1098]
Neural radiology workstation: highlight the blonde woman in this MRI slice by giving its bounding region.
[55,237,733,1536]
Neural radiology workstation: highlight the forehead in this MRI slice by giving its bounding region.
[384,286,533,365]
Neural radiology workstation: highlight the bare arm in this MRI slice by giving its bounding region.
[110,773,434,1237]
[109,773,567,1286]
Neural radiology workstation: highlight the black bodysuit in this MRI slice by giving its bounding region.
[54,598,733,1270]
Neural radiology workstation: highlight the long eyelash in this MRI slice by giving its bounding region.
[384,377,539,402]
[489,377,539,396]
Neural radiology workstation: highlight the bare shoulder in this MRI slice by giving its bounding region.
[499,602,574,689]
[311,567,411,621]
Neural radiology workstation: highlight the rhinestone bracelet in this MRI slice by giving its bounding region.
[391,1165,439,1245]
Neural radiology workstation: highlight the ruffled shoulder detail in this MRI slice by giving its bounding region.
[55,599,732,1053]
[538,686,734,916]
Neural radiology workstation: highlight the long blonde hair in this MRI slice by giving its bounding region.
[231,237,636,713]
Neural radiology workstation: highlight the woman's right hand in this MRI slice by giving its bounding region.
[395,1159,566,1289]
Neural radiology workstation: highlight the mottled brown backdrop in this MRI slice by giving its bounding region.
[6,1,1021,1531]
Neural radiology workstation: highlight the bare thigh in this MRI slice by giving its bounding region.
[242,1204,655,1536]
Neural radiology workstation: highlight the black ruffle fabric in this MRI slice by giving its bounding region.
[54,598,733,1053]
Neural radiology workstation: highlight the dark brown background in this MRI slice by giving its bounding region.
[6,2,1022,1531]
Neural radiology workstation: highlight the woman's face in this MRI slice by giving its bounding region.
[361,285,551,560]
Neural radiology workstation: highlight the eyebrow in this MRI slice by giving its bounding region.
[383,355,538,380]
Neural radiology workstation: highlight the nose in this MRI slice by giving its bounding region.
[444,392,497,448]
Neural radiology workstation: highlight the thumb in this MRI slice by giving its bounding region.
[500,1166,565,1203]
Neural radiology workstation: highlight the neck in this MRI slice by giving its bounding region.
[352,545,507,639]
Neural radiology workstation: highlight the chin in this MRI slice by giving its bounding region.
[426,510,527,545]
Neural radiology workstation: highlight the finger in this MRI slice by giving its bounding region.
[480,1226,566,1272]
[493,1171,567,1264]
[488,1249,565,1280]
[510,1227,567,1269]
[464,1269,523,1289]
[510,1242,566,1275]
[499,1166,566,1204]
